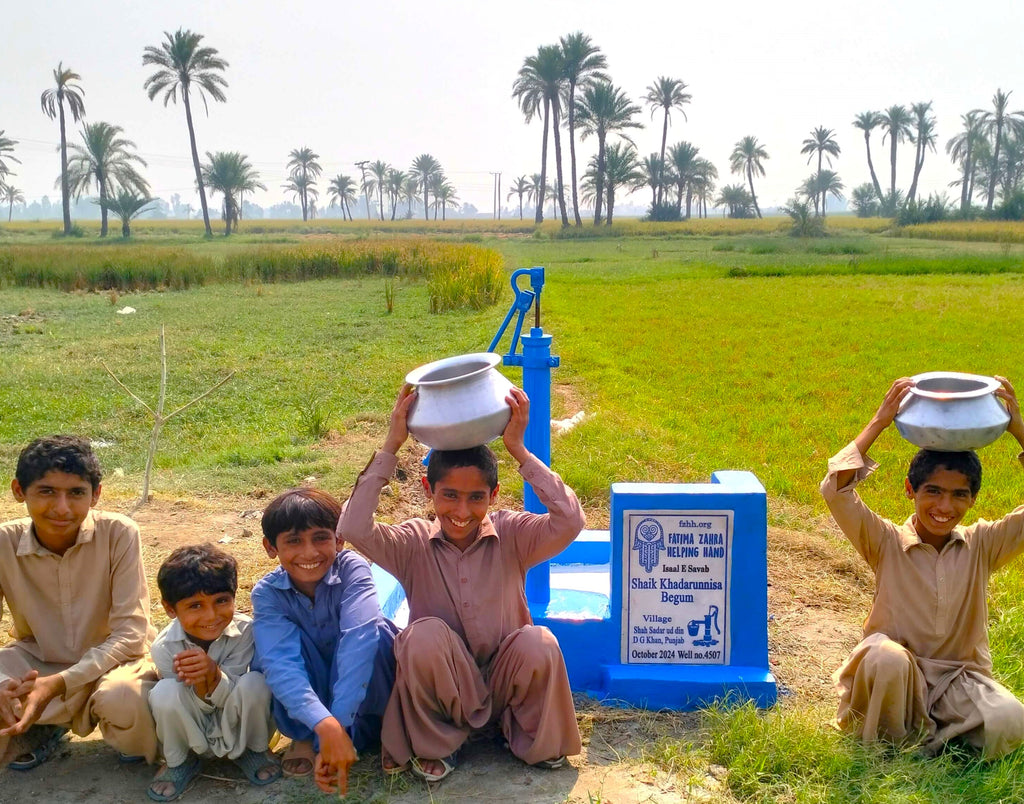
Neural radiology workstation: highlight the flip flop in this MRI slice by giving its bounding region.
[410,752,457,783]
[7,725,69,771]
[281,740,315,778]
[231,748,282,786]
[534,755,567,769]
[146,754,202,802]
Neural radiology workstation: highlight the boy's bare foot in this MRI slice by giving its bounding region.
[281,739,315,777]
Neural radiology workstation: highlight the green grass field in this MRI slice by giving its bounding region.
[5,222,1024,801]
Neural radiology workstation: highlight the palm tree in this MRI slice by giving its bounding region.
[878,105,912,200]
[599,142,643,225]
[559,32,607,226]
[283,174,318,222]
[0,130,20,183]
[576,80,642,224]
[715,184,754,218]
[327,173,357,220]
[906,102,936,203]
[947,112,986,212]
[667,141,699,218]
[409,153,441,220]
[2,184,25,222]
[365,160,389,220]
[40,63,86,235]
[202,151,264,235]
[512,44,569,225]
[402,176,420,218]
[852,112,885,202]
[729,136,768,218]
[143,29,229,237]
[386,169,407,220]
[507,175,531,220]
[975,89,1024,211]
[433,179,459,221]
[692,158,718,218]
[800,126,840,216]
[801,170,844,218]
[66,122,149,237]
[286,147,321,222]
[644,77,691,206]
[97,190,153,238]
[639,153,664,210]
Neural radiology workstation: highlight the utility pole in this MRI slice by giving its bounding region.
[497,172,502,220]
[490,171,503,220]
[355,161,371,221]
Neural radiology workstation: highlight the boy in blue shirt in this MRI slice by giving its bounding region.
[252,488,397,796]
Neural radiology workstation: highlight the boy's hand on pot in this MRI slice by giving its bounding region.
[503,387,531,464]
[384,384,416,454]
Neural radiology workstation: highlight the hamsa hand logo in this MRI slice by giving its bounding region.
[632,517,665,573]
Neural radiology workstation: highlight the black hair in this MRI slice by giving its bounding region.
[15,435,103,492]
[260,488,343,547]
[426,445,499,491]
[157,543,238,606]
[907,449,982,496]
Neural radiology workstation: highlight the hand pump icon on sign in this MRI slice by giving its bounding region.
[688,605,721,647]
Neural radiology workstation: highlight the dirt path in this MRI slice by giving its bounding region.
[0,465,871,803]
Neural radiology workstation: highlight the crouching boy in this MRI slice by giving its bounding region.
[147,544,279,801]
[821,376,1024,758]
[338,385,585,783]
[0,435,158,771]
[253,488,398,796]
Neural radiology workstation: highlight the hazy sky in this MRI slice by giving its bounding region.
[4,0,1024,215]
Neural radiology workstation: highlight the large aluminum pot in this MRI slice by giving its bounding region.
[894,371,1009,451]
[405,352,513,450]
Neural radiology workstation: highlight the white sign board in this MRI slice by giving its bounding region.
[621,510,731,665]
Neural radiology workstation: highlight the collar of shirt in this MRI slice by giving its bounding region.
[164,615,244,645]
[899,516,968,552]
[16,510,96,557]
[427,515,498,545]
[263,551,352,592]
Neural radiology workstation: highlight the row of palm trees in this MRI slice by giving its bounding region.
[512,33,779,223]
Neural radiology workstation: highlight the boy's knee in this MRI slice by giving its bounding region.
[861,638,914,683]
[234,671,271,705]
[148,677,188,714]
[508,625,563,666]
[92,671,150,726]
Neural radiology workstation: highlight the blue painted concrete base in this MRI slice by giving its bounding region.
[595,664,777,710]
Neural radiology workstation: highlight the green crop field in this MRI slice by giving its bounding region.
[4,223,1024,801]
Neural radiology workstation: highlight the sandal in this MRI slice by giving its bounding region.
[382,751,410,776]
[7,725,68,771]
[410,752,457,783]
[281,739,315,778]
[231,748,281,786]
[146,754,202,802]
[534,755,567,769]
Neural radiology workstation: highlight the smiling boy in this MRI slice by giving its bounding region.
[821,377,1024,758]
[251,488,397,797]
[338,385,585,783]
[0,435,157,771]
[147,544,278,801]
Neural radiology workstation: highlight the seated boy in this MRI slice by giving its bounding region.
[147,544,279,801]
[252,488,398,796]
[821,376,1024,758]
[0,435,158,770]
[338,385,585,783]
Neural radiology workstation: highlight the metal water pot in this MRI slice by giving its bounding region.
[405,352,513,450]
[894,371,1009,451]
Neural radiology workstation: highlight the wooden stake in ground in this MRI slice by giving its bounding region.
[102,325,235,510]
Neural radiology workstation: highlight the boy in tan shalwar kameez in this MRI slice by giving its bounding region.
[339,385,584,783]
[821,376,1024,758]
